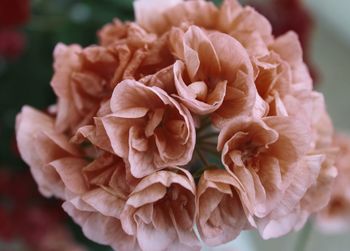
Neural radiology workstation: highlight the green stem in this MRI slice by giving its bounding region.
[200,145,221,157]
[197,132,219,141]
[196,117,211,134]
[193,166,205,179]
[294,220,313,251]
[196,148,210,167]
[199,141,217,147]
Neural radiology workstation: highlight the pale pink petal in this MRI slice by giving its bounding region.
[265,116,312,161]
[212,71,258,128]
[134,0,183,34]
[50,157,88,194]
[16,106,81,198]
[98,19,127,46]
[165,0,218,30]
[121,169,199,250]
[102,80,195,178]
[197,170,248,246]
[82,188,126,219]
[218,0,242,32]
[270,32,312,91]
[63,202,140,251]
[71,118,114,154]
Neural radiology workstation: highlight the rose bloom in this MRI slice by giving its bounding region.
[16,106,82,199]
[251,31,316,124]
[99,79,196,178]
[51,44,118,134]
[52,22,174,135]
[121,169,199,251]
[217,115,325,238]
[317,133,350,233]
[168,25,267,128]
[197,169,248,245]
[56,153,142,251]
[248,0,318,81]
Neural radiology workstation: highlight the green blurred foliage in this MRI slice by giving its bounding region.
[212,0,223,5]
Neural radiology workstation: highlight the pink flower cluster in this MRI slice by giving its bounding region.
[317,133,350,233]
[15,0,337,250]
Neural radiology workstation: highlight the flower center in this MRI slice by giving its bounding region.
[190,116,222,180]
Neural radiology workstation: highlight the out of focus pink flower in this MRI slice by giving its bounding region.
[248,0,318,82]
[317,133,350,233]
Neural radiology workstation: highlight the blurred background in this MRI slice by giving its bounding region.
[0,0,349,250]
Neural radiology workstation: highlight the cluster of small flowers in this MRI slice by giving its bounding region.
[16,0,337,250]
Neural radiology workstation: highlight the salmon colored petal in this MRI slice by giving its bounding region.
[264,116,312,161]
[102,80,195,178]
[71,118,114,154]
[212,71,258,128]
[134,0,183,34]
[51,44,118,134]
[121,169,199,250]
[50,157,88,195]
[317,133,350,233]
[218,0,242,32]
[197,170,248,246]
[16,106,81,198]
[82,188,126,219]
[165,0,218,30]
[173,60,227,115]
[270,31,312,91]
[228,7,272,44]
[63,202,140,251]
[98,19,127,46]
[182,26,221,79]
[171,25,255,119]
[208,31,253,78]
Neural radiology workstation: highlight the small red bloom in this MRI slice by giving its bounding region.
[0,30,26,59]
[0,207,15,241]
[0,0,30,28]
